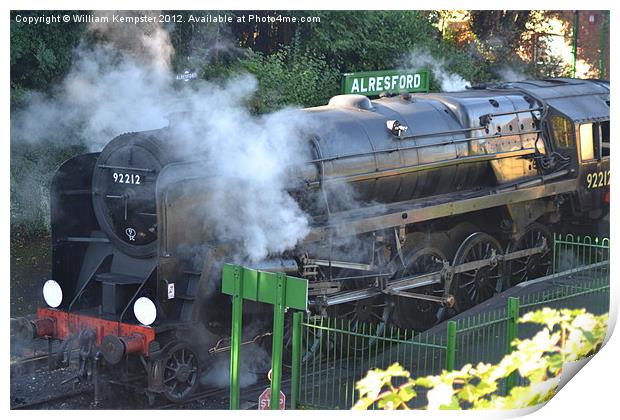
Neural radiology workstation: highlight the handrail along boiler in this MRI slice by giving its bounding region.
[16,78,610,402]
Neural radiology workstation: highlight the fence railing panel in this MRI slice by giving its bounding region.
[298,316,449,409]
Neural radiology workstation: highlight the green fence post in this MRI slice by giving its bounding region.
[600,11,609,79]
[446,321,457,371]
[229,266,244,410]
[291,311,303,409]
[506,297,520,393]
[572,10,579,78]
[270,273,287,410]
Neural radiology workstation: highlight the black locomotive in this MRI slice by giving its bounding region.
[16,78,610,402]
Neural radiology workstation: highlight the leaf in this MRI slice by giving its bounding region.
[547,353,564,375]
[440,396,462,410]
[397,385,417,402]
[427,382,454,410]
[415,376,438,388]
[377,392,404,410]
[352,396,377,410]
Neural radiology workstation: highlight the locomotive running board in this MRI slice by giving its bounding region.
[305,178,577,243]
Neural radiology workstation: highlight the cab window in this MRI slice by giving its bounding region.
[551,116,574,148]
[601,120,610,158]
[579,123,595,161]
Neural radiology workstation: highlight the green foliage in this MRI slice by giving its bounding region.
[10,11,86,105]
[11,142,87,244]
[198,47,340,114]
[469,11,533,61]
[294,11,440,72]
[240,48,340,113]
[353,308,608,410]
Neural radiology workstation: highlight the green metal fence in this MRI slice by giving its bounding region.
[293,234,609,409]
[296,316,451,409]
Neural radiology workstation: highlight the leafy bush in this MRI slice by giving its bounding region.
[200,47,341,114]
[10,11,86,105]
[11,142,86,244]
[353,308,608,410]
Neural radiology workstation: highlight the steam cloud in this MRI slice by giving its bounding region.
[404,48,471,92]
[200,338,271,389]
[496,66,528,82]
[11,11,313,262]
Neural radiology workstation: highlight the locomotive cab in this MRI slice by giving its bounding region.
[541,95,610,217]
[572,119,610,217]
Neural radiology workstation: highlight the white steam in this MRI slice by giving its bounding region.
[200,340,271,389]
[404,48,470,92]
[170,77,313,261]
[496,66,527,82]
[11,11,175,149]
[11,11,314,262]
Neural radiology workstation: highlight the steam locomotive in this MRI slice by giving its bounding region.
[15,78,610,403]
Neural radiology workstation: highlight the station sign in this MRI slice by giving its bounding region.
[342,69,429,96]
[175,70,197,82]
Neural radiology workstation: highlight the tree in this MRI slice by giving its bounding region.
[10,11,87,105]
[469,11,533,58]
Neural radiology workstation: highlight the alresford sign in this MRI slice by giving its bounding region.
[343,69,429,96]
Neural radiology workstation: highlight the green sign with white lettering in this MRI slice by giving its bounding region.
[343,69,429,96]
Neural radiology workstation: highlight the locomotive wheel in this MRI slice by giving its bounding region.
[451,232,504,312]
[505,223,553,288]
[162,343,200,403]
[283,313,325,368]
[393,245,449,332]
[336,295,392,351]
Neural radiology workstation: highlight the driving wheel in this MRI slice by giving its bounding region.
[505,223,553,288]
[162,342,200,403]
[451,232,504,312]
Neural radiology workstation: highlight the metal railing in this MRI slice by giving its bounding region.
[295,316,451,409]
[292,234,610,409]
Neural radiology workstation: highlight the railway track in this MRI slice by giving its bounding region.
[11,389,89,410]
[11,359,291,410]
[10,353,50,376]
[155,377,292,410]
[10,347,80,376]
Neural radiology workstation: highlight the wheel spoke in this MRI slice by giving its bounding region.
[513,266,527,275]
[460,279,476,288]
[370,312,384,322]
